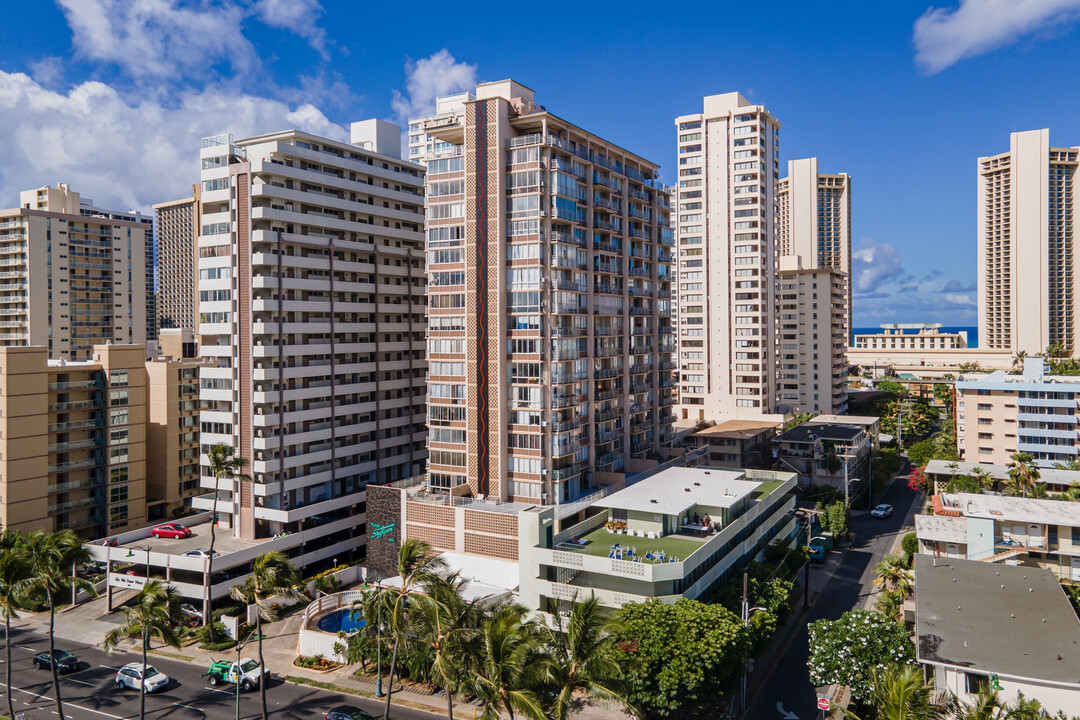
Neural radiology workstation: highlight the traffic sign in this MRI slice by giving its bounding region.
[817,697,830,711]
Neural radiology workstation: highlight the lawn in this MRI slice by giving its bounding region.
[751,479,786,499]
[572,526,707,563]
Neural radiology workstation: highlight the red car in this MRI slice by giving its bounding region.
[151,523,191,539]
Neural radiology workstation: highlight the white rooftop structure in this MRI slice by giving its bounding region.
[593,467,758,516]
[914,514,967,544]
[380,551,518,604]
[953,492,1080,526]
[925,459,1080,487]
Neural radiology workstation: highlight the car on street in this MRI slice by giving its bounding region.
[152,523,191,539]
[808,536,828,563]
[871,503,894,519]
[325,705,375,720]
[182,548,218,558]
[205,658,269,692]
[33,650,79,673]
[115,663,169,693]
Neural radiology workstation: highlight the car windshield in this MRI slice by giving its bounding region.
[143,666,161,678]
[240,660,259,672]
[54,651,73,661]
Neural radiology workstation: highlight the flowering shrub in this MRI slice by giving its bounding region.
[604,520,627,532]
[907,466,930,493]
[807,609,915,702]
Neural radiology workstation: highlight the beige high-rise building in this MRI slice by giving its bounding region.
[0,183,148,361]
[776,157,851,414]
[0,343,148,538]
[193,123,427,566]
[146,352,204,521]
[153,188,201,337]
[978,129,1079,356]
[675,93,781,422]
[418,79,675,505]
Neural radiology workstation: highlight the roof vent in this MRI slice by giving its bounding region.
[650,499,658,504]
[685,488,692,492]
[694,482,701,486]
[703,471,711,475]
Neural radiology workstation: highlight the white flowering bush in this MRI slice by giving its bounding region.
[806,609,915,702]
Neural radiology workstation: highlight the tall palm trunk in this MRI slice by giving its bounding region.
[5,616,15,720]
[443,676,454,720]
[140,627,148,720]
[47,593,65,720]
[206,474,220,643]
[256,613,268,720]
[382,643,399,720]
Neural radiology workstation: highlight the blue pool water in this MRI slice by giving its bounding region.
[316,608,366,634]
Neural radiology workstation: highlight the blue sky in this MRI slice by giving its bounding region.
[3,1,1080,328]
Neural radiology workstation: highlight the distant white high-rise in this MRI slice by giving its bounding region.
[978,129,1079,356]
[674,92,781,422]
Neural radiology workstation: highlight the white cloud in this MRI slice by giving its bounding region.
[0,70,344,212]
[943,293,976,306]
[914,0,1080,74]
[252,0,327,57]
[851,238,903,293]
[390,49,477,124]
[56,0,256,78]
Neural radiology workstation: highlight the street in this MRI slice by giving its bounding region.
[744,473,921,720]
[0,628,440,720]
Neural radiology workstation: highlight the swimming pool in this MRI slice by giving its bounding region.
[315,608,366,634]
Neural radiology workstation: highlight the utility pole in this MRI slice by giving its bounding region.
[804,515,812,609]
[843,449,850,509]
[741,572,748,711]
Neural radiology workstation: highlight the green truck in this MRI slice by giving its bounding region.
[204,658,269,692]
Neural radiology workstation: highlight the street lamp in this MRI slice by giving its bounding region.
[126,545,152,581]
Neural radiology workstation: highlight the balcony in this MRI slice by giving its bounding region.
[49,457,102,473]
[49,379,102,391]
[48,438,101,453]
[48,398,103,412]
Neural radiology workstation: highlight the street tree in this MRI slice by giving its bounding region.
[807,609,915,702]
[205,444,251,643]
[1006,452,1040,498]
[0,544,28,720]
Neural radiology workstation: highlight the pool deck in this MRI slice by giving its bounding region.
[564,527,708,563]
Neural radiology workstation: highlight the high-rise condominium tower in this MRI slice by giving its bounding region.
[675,93,781,422]
[978,129,1079,356]
[776,158,851,414]
[407,92,475,166]
[418,79,675,504]
[194,123,427,559]
[154,188,201,336]
[0,183,148,360]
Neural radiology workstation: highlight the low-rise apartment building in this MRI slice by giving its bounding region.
[0,344,148,537]
[684,419,781,468]
[915,555,1080,715]
[916,491,1080,581]
[956,357,1080,465]
[772,421,871,496]
[517,466,797,611]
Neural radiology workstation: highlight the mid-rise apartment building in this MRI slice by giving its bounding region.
[674,93,781,422]
[978,129,1079,356]
[853,323,969,350]
[153,189,201,336]
[0,184,147,360]
[956,357,1080,465]
[417,79,675,505]
[193,122,427,568]
[0,344,148,537]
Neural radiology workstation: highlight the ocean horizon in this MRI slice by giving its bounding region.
[852,325,978,348]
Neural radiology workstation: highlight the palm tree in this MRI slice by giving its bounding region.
[969,467,992,491]
[874,590,903,620]
[412,573,480,720]
[368,538,447,720]
[20,530,95,720]
[874,554,913,597]
[1007,452,1040,498]
[0,545,28,720]
[205,444,251,641]
[1012,350,1027,369]
[104,580,183,720]
[844,664,944,720]
[538,594,634,720]
[230,551,303,720]
[472,605,545,720]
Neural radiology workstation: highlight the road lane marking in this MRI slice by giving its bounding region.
[204,687,233,695]
[173,703,204,713]
[15,646,34,652]
[67,679,94,686]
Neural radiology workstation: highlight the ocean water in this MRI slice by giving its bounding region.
[851,326,978,348]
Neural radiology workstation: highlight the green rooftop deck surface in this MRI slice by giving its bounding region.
[570,526,707,562]
[751,479,786,499]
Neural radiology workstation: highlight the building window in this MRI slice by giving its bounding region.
[109,370,129,387]
[110,388,129,406]
[111,466,128,484]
